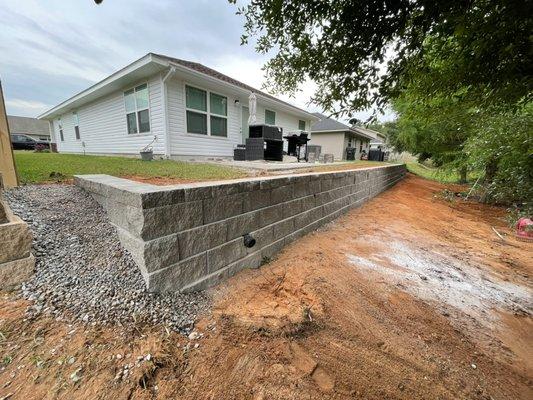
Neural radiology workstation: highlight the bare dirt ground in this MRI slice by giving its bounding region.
[1,174,531,399]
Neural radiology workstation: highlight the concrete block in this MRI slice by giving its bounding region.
[226,210,261,241]
[258,203,284,227]
[300,194,316,211]
[294,208,321,230]
[178,221,227,259]
[243,189,271,212]
[207,238,246,273]
[147,253,207,292]
[0,217,32,264]
[106,199,145,237]
[0,254,34,290]
[293,176,311,198]
[203,193,243,224]
[141,188,185,209]
[282,197,304,219]
[272,217,295,241]
[247,224,274,254]
[271,185,294,205]
[142,201,203,240]
[259,176,290,190]
[260,238,286,261]
[321,177,334,192]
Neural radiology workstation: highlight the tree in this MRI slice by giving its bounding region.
[232,0,532,119]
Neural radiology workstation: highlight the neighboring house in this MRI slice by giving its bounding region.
[309,113,374,161]
[38,53,318,159]
[368,130,388,150]
[8,115,51,142]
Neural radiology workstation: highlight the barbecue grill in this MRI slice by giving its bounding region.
[283,133,310,162]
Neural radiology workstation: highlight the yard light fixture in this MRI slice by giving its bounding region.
[234,99,240,107]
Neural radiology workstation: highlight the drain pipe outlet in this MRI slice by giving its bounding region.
[243,233,256,248]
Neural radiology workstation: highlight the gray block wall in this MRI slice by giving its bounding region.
[74,164,406,292]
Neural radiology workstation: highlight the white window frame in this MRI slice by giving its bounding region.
[184,83,229,139]
[73,111,81,140]
[298,120,306,131]
[265,109,276,125]
[57,118,64,142]
[123,83,151,136]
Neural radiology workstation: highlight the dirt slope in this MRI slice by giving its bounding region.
[1,174,531,399]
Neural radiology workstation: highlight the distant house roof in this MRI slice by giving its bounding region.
[8,115,50,136]
[311,113,374,140]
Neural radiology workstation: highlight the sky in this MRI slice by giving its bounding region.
[0,0,393,122]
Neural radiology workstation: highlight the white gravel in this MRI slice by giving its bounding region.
[4,184,211,334]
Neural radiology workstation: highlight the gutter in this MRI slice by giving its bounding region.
[161,67,176,158]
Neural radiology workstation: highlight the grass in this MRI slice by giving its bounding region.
[14,151,247,184]
[406,162,481,184]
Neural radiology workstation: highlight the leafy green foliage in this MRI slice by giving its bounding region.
[232,0,532,119]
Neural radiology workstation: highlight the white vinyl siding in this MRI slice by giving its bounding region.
[54,75,165,155]
[50,69,312,158]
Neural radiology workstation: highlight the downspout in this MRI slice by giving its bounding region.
[161,67,176,159]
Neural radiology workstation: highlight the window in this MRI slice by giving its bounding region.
[185,85,228,137]
[124,84,150,134]
[73,112,80,140]
[298,120,306,131]
[265,109,276,125]
[58,118,64,141]
[209,93,227,137]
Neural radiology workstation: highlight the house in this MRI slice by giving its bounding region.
[309,113,374,161]
[38,53,318,159]
[369,130,388,150]
[8,115,51,142]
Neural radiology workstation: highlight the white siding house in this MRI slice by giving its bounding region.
[40,53,317,159]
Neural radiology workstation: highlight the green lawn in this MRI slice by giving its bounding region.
[406,162,480,184]
[14,151,247,184]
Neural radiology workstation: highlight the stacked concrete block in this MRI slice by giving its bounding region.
[75,164,406,293]
[0,196,34,289]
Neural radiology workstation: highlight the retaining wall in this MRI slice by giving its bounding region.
[75,164,406,292]
[0,195,34,289]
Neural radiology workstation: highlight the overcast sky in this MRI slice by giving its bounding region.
[0,0,391,122]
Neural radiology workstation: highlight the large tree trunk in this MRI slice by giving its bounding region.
[481,158,499,203]
[459,166,467,184]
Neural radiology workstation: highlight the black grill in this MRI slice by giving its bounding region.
[249,124,283,140]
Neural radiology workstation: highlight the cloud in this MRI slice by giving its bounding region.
[5,99,50,116]
[0,0,393,122]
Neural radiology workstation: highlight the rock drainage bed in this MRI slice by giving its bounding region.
[4,184,210,333]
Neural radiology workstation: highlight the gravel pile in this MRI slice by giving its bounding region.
[4,184,210,333]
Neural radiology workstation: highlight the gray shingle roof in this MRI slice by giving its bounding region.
[311,113,376,140]
[154,53,315,118]
[310,112,352,132]
[8,115,50,136]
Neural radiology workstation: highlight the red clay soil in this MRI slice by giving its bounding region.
[0,174,531,399]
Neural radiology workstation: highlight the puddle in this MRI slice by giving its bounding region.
[348,239,532,327]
